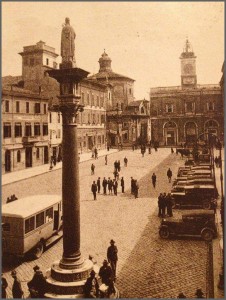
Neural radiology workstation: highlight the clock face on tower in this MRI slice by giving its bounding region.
[184,64,193,74]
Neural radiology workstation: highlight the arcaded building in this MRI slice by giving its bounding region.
[150,39,224,146]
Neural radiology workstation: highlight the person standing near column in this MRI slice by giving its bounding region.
[91,181,97,200]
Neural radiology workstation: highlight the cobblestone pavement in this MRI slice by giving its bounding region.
[2,149,212,298]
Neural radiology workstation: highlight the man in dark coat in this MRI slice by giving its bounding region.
[152,173,157,188]
[113,180,118,196]
[2,273,8,298]
[99,260,116,295]
[121,177,125,193]
[28,266,47,298]
[131,177,135,194]
[11,270,24,299]
[167,168,173,183]
[114,161,118,172]
[105,155,108,165]
[102,177,108,195]
[84,270,99,298]
[108,179,113,195]
[107,240,118,280]
[158,193,163,217]
[97,177,101,193]
[91,181,97,200]
[91,163,95,175]
[124,157,128,167]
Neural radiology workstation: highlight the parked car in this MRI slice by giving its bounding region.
[171,185,217,209]
[159,211,217,241]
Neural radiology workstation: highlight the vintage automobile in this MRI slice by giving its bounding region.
[171,185,217,209]
[159,211,217,241]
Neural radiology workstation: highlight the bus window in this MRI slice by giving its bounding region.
[46,207,53,222]
[36,212,45,228]
[25,216,35,234]
[2,223,10,232]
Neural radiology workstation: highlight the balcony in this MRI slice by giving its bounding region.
[22,136,39,144]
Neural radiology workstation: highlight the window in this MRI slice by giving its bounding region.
[185,102,194,113]
[30,58,34,66]
[25,123,32,136]
[100,97,104,108]
[43,104,47,114]
[46,58,49,66]
[43,124,48,136]
[36,212,45,228]
[3,123,11,138]
[17,150,21,162]
[26,102,30,113]
[207,102,215,111]
[87,94,90,105]
[5,100,9,112]
[34,123,40,136]
[46,207,53,222]
[34,103,41,114]
[81,93,84,105]
[15,123,22,137]
[25,216,35,234]
[91,95,94,106]
[129,88,132,95]
[49,113,52,123]
[58,113,61,123]
[101,115,105,124]
[166,104,173,113]
[57,129,61,139]
[2,223,10,232]
[97,96,100,107]
[16,101,20,113]
[36,148,40,159]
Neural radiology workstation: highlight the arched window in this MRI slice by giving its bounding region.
[17,150,21,162]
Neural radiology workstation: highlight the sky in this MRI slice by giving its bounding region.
[2,1,224,99]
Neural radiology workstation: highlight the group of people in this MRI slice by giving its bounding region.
[6,194,18,203]
[130,177,139,198]
[158,193,174,217]
[91,177,125,200]
[2,265,47,299]
[84,239,118,298]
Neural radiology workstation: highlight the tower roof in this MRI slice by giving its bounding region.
[180,38,196,59]
[98,49,112,72]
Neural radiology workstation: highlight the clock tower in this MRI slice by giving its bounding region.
[180,39,197,88]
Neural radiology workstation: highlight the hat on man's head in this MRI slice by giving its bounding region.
[195,289,204,296]
[110,239,115,244]
[90,270,96,276]
[33,265,40,272]
[103,259,108,264]
[11,270,17,276]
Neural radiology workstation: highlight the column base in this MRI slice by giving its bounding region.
[45,258,97,298]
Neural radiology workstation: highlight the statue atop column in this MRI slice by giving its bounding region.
[61,17,76,66]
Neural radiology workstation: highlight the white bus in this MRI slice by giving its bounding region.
[2,195,62,259]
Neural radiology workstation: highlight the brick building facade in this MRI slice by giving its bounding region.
[150,39,224,146]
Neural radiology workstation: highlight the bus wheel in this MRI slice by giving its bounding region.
[33,242,44,259]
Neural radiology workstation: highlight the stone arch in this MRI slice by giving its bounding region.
[163,121,178,146]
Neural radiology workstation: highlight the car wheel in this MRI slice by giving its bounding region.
[33,241,44,259]
[203,201,211,210]
[159,227,170,239]
[201,229,214,241]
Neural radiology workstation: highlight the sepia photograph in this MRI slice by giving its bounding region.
[1,1,224,299]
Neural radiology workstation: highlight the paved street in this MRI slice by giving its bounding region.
[2,149,212,298]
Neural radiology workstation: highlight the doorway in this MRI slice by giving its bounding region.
[44,146,49,164]
[25,147,32,168]
[5,150,11,172]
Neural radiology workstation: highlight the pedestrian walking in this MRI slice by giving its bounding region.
[99,260,116,295]
[91,181,97,200]
[134,180,139,198]
[11,270,24,299]
[97,177,101,193]
[152,173,157,188]
[113,180,118,196]
[124,156,128,167]
[2,273,8,298]
[108,179,113,195]
[114,160,118,172]
[148,146,151,154]
[171,147,174,154]
[107,240,118,280]
[121,177,125,193]
[91,163,95,175]
[94,148,98,159]
[105,155,108,165]
[117,160,121,172]
[131,177,135,194]
[167,168,173,183]
[102,177,108,195]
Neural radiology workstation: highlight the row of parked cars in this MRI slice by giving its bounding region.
[159,153,218,242]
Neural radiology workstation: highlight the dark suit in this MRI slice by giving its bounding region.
[91,183,97,200]
[107,245,118,279]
